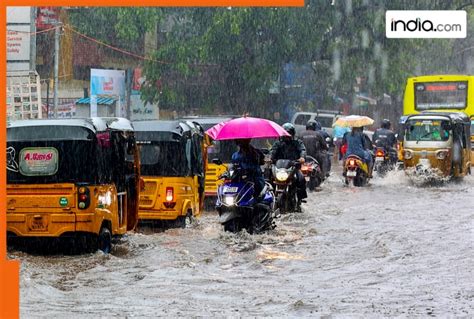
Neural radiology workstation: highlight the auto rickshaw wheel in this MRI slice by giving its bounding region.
[98,226,112,254]
[177,210,193,228]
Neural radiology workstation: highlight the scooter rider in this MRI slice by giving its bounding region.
[232,138,265,198]
[271,123,308,208]
[372,119,397,163]
[343,126,374,176]
[300,120,330,177]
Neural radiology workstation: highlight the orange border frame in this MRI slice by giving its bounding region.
[1,0,304,318]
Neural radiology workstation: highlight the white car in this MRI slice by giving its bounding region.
[291,111,341,137]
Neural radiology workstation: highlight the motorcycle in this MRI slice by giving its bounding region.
[301,155,323,191]
[373,140,397,177]
[373,147,396,176]
[214,160,276,233]
[343,155,370,187]
[272,159,301,213]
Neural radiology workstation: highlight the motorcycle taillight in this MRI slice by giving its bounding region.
[376,150,384,157]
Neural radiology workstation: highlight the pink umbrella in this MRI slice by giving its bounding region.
[206,116,290,140]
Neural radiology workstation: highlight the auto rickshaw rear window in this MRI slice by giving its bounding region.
[7,139,103,184]
[138,142,189,176]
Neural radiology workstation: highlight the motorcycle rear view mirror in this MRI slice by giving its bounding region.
[212,158,223,165]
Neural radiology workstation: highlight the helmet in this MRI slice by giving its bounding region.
[381,119,391,129]
[314,120,322,131]
[282,123,295,136]
[306,120,317,131]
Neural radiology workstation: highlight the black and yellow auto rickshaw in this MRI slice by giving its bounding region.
[401,112,471,178]
[132,120,206,226]
[6,117,140,253]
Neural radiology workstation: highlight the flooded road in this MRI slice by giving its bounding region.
[9,169,474,317]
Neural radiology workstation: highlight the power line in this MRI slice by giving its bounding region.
[6,26,56,35]
[63,24,171,64]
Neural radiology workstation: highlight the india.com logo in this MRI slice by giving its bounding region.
[391,18,462,33]
[386,11,466,38]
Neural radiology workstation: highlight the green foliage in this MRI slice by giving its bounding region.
[69,4,473,115]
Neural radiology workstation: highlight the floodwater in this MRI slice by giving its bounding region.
[9,168,474,317]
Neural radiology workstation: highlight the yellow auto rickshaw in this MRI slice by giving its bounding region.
[6,117,140,253]
[401,112,471,178]
[133,120,206,226]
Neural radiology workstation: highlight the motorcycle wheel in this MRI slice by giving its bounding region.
[353,174,367,187]
[288,189,297,213]
[223,219,242,233]
[277,193,286,214]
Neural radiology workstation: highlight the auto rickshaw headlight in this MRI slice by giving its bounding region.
[436,150,448,160]
[403,150,413,160]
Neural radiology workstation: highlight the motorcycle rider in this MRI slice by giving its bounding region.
[271,123,307,209]
[372,119,397,163]
[313,120,332,176]
[299,120,330,178]
[231,138,265,198]
[343,126,374,177]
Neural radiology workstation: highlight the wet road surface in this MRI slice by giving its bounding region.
[9,169,474,317]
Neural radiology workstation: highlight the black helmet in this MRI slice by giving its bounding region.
[381,119,391,129]
[282,122,295,136]
[306,120,317,131]
[314,120,322,131]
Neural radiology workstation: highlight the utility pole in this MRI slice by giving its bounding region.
[30,7,37,71]
[53,23,60,119]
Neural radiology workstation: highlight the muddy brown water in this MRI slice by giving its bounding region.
[9,169,474,317]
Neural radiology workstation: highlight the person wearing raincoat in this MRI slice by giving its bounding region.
[343,126,374,176]
[270,123,308,207]
[231,138,265,198]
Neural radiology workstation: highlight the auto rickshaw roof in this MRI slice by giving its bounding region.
[92,117,134,132]
[7,118,107,133]
[407,111,470,124]
[180,116,236,129]
[132,120,202,141]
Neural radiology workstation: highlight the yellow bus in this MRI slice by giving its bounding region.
[403,74,474,116]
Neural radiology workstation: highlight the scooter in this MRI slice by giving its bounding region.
[214,159,276,233]
[343,155,370,187]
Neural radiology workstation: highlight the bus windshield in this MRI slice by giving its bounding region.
[414,82,467,111]
[405,120,450,142]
